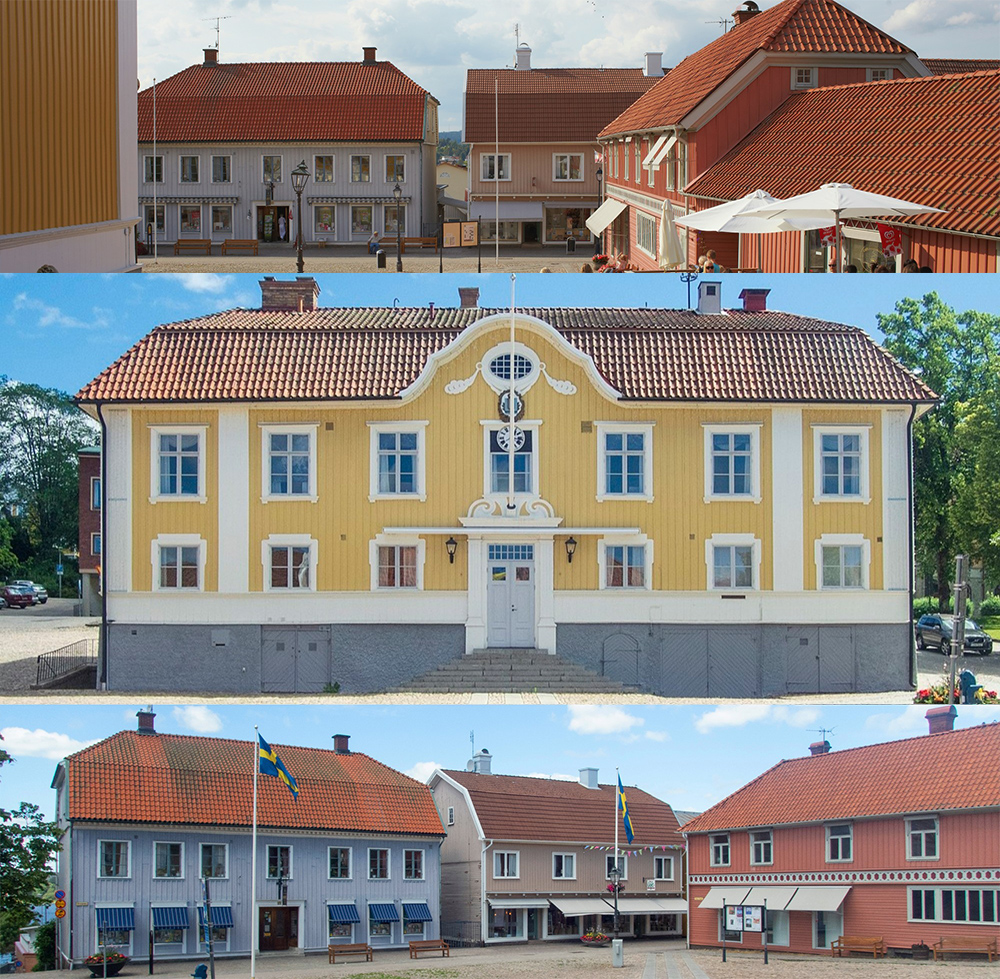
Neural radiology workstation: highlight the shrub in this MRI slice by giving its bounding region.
[33,920,56,971]
[977,595,1000,617]
[912,596,952,618]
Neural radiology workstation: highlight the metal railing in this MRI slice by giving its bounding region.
[34,637,99,688]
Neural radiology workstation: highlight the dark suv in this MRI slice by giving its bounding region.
[915,614,993,655]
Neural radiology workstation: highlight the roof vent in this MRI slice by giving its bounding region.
[732,1,761,27]
[333,734,350,755]
[579,767,599,789]
[808,740,830,756]
[363,46,377,64]
[136,707,156,735]
[515,43,532,71]
[203,48,218,67]
[644,52,663,77]
[470,749,492,774]
[458,287,480,308]
[926,706,957,734]
[696,280,722,315]
[259,276,320,312]
[739,288,770,312]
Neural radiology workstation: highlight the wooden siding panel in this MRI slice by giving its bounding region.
[468,142,602,199]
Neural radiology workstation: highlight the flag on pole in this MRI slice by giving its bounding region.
[617,775,634,843]
[258,735,299,799]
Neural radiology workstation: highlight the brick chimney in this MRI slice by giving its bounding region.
[363,46,377,64]
[458,287,480,308]
[644,52,664,77]
[203,48,218,67]
[515,43,532,70]
[259,276,320,312]
[739,288,770,312]
[926,706,957,734]
[333,734,350,755]
[809,740,831,756]
[579,767,599,789]
[696,280,722,315]
[733,1,762,27]
[136,707,156,735]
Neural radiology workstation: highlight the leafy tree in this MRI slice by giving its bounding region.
[32,919,57,972]
[0,518,19,580]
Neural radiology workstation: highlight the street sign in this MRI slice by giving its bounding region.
[55,890,66,900]
[55,900,66,909]
[55,909,66,919]
[56,564,64,575]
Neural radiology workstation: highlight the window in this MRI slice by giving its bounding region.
[553,153,583,181]
[634,141,641,183]
[792,66,817,88]
[653,856,674,880]
[144,156,163,183]
[867,67,891,81]
[180,204,201,234]
[487,351,535,384]
[818,537,869,589]
[154,537,204,590]
[351,155,371,182]
[152,910,185,947]
[329,847,351,879]
[368,905,392,937]
[144,204,164,234]
[266,845,291,879]
[750,830,772,865]
[813,426,869,502]
[368,848,390,879]
[200,843,227,878]
[151,427,206,501]
[596,424,653,501]
[211,156,231,183]
[602,542,648,589]
[765,910,790,946]
[447,806,455,826]
[314,155,334,182]
[480,153,511,181]
[624,139,629,181]
[180,156,199,182]
[99,841,130,878]
[488,426,534,496]
[552,853,576,879]
[907,816,938,860]
[710,834,730,867]
[705,426,761,501]
[351,205,373,235]
[636,212,656,256]
[708,535,759,590]
[211,205,232,233]
[385,155,405,182]
[605,854,627,879]
[327,905,355,941]
[199,915,229,951]
[402,907,426,936]
[92,533,101,556]
[263,156,282,183]
[910,887,999,923]
[482,219,520,242]
[404,849,424,880]
[384,204,405,236]
[154,842,183,878]
[314,205,335,233]
[494,851,519,878]
[377,545,417,588]
[826,823,852,862]
[91,476,101,509]
[264,536,315,590]
[261,425,317,501]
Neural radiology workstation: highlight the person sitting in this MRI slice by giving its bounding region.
[702,249,718,272]
[367,232,380,255]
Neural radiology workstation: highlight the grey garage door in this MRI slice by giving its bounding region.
[261,626,332,693]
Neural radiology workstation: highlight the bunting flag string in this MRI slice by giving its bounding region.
[583,843,686,855]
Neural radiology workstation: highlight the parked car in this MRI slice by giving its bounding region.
[1,584,35,609]
[915,614,994,655]
[11,579,47,604]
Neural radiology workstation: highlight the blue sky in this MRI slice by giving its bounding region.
[3,704,998,824]
[3,273,998,395]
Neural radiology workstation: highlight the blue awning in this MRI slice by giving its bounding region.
[96,908,134,930]
[328,905,361,924]
[402,903,433,922]
[152,907,189,929]
[368,903,399,923]
[197,907,234,928]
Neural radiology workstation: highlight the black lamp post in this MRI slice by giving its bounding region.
[393,183,403,272]
[291,160,310,273]
[595,166,604,254]
[608,863,622,938]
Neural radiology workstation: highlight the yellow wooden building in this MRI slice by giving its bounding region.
[76,277,935,695]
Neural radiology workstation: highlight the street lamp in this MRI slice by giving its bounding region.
[290,160,310,273]
[595,166,604,254]
[393,183,403,272]
[607,863,622,938]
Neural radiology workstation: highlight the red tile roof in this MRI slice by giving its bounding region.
[465,69,661,143]
[922,58,1000,74]
[442,770,683,846]
[137,62,434,142]
[74,305,936,406]
[684,71,1000,238]
[684,723,1000,833]
[65,730,445,836]
[600,0,910,137]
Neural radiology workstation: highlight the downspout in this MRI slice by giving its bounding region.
[906,401,919,688]
[683,832,690,949]
[481,839,494,945]
[95,402,109,689]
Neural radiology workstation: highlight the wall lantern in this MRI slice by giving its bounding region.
[565,537,577,563]
[445,537,458,564]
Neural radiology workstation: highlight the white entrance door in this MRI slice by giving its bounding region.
[486,544,535,647]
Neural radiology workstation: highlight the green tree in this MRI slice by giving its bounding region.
[0,517,19,580]
[33,919,57,971]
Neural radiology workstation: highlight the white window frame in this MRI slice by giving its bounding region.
[369,534,425,591]
[636,211,656,257]
[482,341,540,392]
[261,534,318,592]
[91,476,102,509]
[907,885,1000,924]
[327,902,356,943]
[385,154,406,183]
[815,534,870,590]
[153,840,185,879]
[706,533,760,591]
[825,823,853,864]
[482,420,541,504]
[328,846,353,880]
[368,847,391,880]
[480,153,511,182]
[624,137,630,181]
[266,844,293,879]
[211,204,233,234]
[179,155,200,183]
[179,203,203,235]
[750,829,773,866]
[199,842,229,879]
[605,854,627,880]
[552,153,584,182]
[98,840,131,879]
[350,154,371,183]
[653,855,674,880]
[447,806,455,826]
[595,422,654,502]
[262,155,282,183]
[151,534,206,592]
[368,421,427,501]
[792,66,817,89]
[867,67,891,82]
[260,424,319,503]
[552,852,577,880]
[599,535,652,591]
[314,154,335,183]
[143,155,163,184]
[403,848,425,881]
[211,155,231,184]
[494,850,520,879]
[710,834,730,867]
[703,423,762,502]
[906,815,939,861]
[150,425,208,503]
[812,425,871,504]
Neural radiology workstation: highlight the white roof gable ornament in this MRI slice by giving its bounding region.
[444,341,578,398]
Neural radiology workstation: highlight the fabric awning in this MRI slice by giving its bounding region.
[138,197,239,205]
[488,898,551,909]
[96,908,134,930]
[469,201,544,221]
[308,196,411,205]
[585,198,628,235]
[368,903,399,922]
[785,886,851,912]
[151,907,189,929]
[699,887,751,909]
[743,887,800,910]
[327,904,361,924]
[618,897,684,913]
[198,906,234,928]
[651,135,678,167]
[551,896,687,916]
[402,903,433,922]
[646,897,687,913]
[550,898,613,916]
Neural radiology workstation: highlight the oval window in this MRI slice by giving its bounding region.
[489,353,533,381]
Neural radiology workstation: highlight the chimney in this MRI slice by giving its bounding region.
[515,43,532,71]
[363,46,377,64]
[739,288,770,312]
[926,706,957,734]
[696,280,722,315]
[259,276,320,312]
[644,52,664,77]
[809,740,831,756]
[458,287,480,308]
[332,734,351,754]
[136,707,156,735]
[579,767,599,789]
[203,48,218,67]
[470,749,492,774]
[428,302,435,321]
[732,1,762,27]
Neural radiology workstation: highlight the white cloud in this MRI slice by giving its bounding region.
[0,727,97,760]
[694,705,773,733]
[174,274,234,294]
[172,706,223,733]
[567,705,644,736]
[884,0,999,32]
[12,293,110,331]
[407,760,442,783]
[644,730,670,742]
[770,706,821,728]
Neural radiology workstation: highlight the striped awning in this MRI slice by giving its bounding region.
[197,907,234,928]
[152,907,189,929]
[402,903,433,922]
[368,903,399,923]
[96,908,134,930]
[138,197,240,205]
[307,196,411,205]
[328,904,361,924]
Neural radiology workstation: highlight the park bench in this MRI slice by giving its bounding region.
[830,936,885,958]
[379,236,439,254]
[327,942,373,963]
[173,239,212,255]
[932,936,997,961]
[408,938,450,958]
[221,239,259,255]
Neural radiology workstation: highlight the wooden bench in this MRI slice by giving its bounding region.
[173,239,212,255]
[221,238,259,256]
[830,936,885,958]
[933,936,997,961]
[378,237,439,254]
[409,938,449,958]
[327,943,372,963]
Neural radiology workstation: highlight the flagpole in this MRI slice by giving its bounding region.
[613,767,620,939]
[507,273,516,512]
[495,76,500,267]
[250,726,259,979]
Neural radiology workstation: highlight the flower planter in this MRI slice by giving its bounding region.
[88,964,125,977]
[581,939,611,947]
[911,944,931,961]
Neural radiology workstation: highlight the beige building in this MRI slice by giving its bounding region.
[437,161,468,222]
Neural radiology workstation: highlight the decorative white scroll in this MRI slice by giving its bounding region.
[465,496,557,519]
[444,363,482,395]
[540,363,577,395]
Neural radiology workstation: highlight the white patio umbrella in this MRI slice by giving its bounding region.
[658,199,685,269]
[744,182,946,271]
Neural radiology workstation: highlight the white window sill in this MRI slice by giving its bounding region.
[813,495,871,505]
[597,493,653,503]
[149,494,208,505]
[369,493,427,503]
[705,493,761,504]
[261,494,319,504]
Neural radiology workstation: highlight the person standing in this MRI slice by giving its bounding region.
[278,214,287,242]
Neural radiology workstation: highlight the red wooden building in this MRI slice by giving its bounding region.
[684,708,1000,955]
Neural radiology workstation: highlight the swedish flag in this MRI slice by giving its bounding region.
[617,775,635,843]
[258,735,299,800]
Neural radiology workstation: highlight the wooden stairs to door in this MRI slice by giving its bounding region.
[395,648,640,694]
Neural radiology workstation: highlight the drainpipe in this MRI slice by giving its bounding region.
[684,832,690,950]
[906,401,918,688]
[481,839,493,945]
[95,402,109,689]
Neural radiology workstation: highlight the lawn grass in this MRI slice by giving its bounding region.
[978,616,1000,640]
